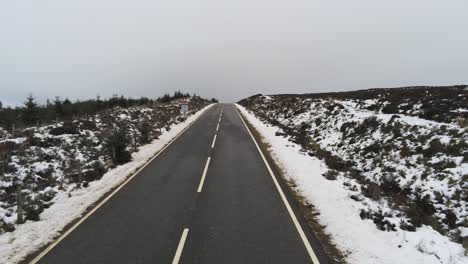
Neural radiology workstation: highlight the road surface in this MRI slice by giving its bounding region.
[33,104,331,264]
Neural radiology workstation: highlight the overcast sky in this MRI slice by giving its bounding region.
[1,0,468,105]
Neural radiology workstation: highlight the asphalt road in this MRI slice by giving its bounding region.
[34,104,331,264]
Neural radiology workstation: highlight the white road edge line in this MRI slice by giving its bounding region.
[29,105,214,264]
[172,228,189,264]
[211,134,217,148]
[234,105,321,264]
[197,157,211,193]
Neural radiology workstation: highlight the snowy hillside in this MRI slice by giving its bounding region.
[238,86,468,263]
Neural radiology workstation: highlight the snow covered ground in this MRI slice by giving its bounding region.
[0,104,212,264]
[237,104,468,264]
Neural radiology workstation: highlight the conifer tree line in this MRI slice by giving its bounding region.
[0,91,204,131]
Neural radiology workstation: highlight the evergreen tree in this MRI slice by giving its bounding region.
[53,96,63,119]
[44,99,55,123]
[118,95,127,107]
[140,120,152,144]
[105,124,131,165]
[158,93,171,103]
[109,94,119,108]
[22,94,38,125]
[96,95,103,112]
[62,98,73,119]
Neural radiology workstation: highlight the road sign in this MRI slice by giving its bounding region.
[180,103,189,113]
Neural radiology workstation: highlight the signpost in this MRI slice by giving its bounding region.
[180,99,189,115]
[180,103,188,113]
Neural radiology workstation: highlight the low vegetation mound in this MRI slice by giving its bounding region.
[239,85,468,245]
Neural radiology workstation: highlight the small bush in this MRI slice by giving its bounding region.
[423,138,445,157]
[360,209,396,231]
[432,159,457,170]
[442,209,458,229]
[49,121,79,135]
[406,194,437,228]
[362,183,382,201]
[400,219,416,232]
[380,176,402,194]
[24,200,44,222]
[139,120,152,144]
[323,169,338,180]
[400,144,412,157]
[382,103,399,114]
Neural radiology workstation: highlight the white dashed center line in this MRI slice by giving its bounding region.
[171,228,189,264]
[211,134,217,148]
[197,157,211,193]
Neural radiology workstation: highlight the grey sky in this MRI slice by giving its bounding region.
[1,0,468,105]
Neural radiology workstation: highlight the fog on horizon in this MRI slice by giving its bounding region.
[1,0,468,106]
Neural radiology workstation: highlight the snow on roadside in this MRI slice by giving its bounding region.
[0,104,213,264]
[236,104,468,264]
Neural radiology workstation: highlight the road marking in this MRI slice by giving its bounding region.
[197,157,211,193]
[219,106,223,122]
[211,134,217,148]
[172,228,189,264]
[216,123,220,132]
[29,105,214,264]
[234,105,321,264]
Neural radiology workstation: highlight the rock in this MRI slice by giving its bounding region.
[275,131,287,137]
[350,194,363,202]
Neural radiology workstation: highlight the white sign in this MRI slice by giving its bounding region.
[181,104,189,113]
